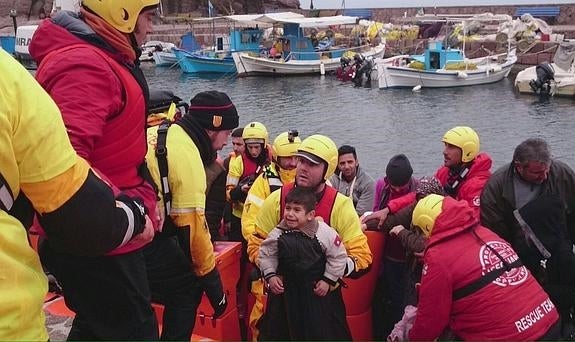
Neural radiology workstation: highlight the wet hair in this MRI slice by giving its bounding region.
[338,145,357,159]
[513,138,551,166]
[285,187,317,213]
[231,127,244,138]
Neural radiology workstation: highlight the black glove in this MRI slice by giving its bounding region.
[199,268,227,319]
[229,184,248,202]
[115,194,147,237]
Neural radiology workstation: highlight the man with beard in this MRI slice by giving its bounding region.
[329,145,375,216]
[481,138,575,336]
[363,126,492,227]
[247,134,372,287]
[241,130,301,340]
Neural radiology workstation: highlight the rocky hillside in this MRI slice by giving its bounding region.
[0,0,301,21]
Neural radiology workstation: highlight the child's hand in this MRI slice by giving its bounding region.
[389,225,406,236]
[314,280,330,297]
[268,276,284,295]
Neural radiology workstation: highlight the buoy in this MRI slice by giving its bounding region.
[320,62,325,75]
[412,84,422,92]
[457,71,468,79]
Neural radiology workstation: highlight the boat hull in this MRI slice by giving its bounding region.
[153,51,178,67]
[233,43,385,76]
[515,63,575,97]
[374,54,516,88]
[175,49,235,74]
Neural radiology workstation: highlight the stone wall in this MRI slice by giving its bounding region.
[308,4,574,26]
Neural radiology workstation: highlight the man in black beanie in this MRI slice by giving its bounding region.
[143,90,239,340]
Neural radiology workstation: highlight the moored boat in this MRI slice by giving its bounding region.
[373,13,517,89]
[515,40,575,97]
[178,13,303,74]
[233,15,386,76]
[373,41,516,88]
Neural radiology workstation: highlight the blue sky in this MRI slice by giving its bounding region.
[299,0,575,9]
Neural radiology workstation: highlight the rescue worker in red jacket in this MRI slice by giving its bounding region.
[29,0,161,339]
[408,194,561,341]
[0,48,151,341]
[364,126,492,227]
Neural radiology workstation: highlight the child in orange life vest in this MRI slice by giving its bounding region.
[258,187,351,340]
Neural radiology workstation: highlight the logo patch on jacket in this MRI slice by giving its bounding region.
[480,241,528,287]
[472,196,481,207]
[334,235,342,247]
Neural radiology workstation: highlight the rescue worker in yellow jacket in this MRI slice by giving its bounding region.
[247,134,372,281]
[226,121,271,339]
[226,122,271,242]
[145,91,239,338]
[241,130,301,340]
[0,48,151,340]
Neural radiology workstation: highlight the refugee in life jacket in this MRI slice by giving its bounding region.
[30,0,162,338]
[408,194,561,341]
[227,121,271,242]
[0,49,152,340]
[481,138,575,336]
[247,134,372,284]
[145,91,238,340]
[363,126,492,228]
[258,186,351,340]
[241,130,301,340]
[328,144,375,216]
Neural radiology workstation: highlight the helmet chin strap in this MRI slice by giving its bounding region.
[128,33,142,63]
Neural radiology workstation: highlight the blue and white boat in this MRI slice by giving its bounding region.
[373,14,517,89]
[176,27,262,73]
[232,15,386,76]
[176,13,303,74]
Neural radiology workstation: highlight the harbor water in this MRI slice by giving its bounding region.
[144,63,575,179]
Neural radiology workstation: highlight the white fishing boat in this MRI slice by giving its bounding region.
[515,40,575,97]
[232,15,386,76]
[140,41,176,63]
[373,13,517,89]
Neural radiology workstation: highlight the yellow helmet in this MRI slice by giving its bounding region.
[412,194,444,238]
[82,0,159,33]
[442,126,480,163]
[243,121,268,145]
[295,134,338,181]
[272,130,301,159]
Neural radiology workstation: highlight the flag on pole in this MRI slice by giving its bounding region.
[208,0,214,17]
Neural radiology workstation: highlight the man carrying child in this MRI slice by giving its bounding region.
[258,187,351,340]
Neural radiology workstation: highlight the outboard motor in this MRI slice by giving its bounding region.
[529,63,555,95]
[353,55,374,88]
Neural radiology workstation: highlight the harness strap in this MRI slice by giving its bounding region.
[155,121,172,216]
[452,228,523,301]
[0,171,14,211]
